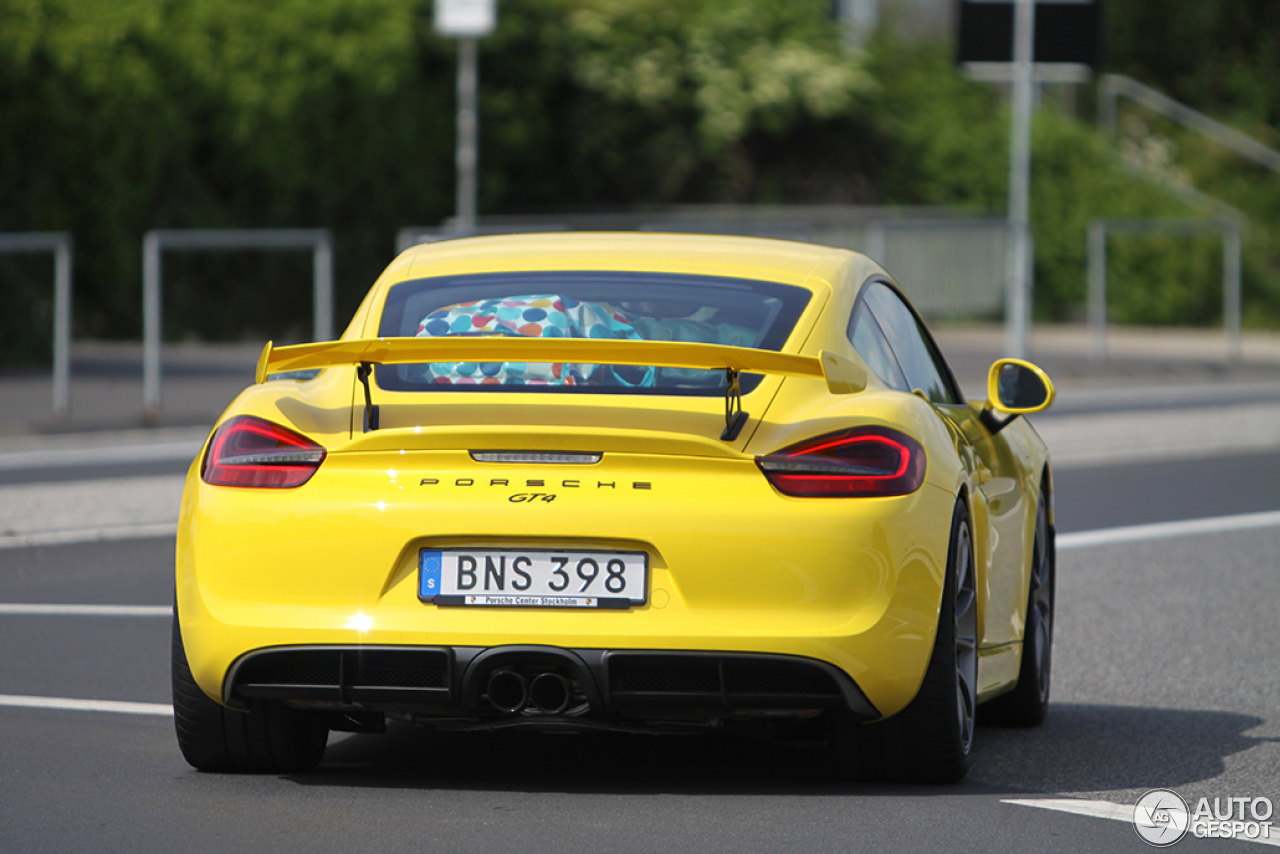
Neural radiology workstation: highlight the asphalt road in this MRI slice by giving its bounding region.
[1,454,1278,852]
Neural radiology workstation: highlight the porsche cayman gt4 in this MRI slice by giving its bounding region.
[172,233,1056,782]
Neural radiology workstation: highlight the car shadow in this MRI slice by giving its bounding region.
[971,702,1273,794]
[283,702,1269,797]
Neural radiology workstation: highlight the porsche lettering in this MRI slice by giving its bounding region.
[418,477,652,490]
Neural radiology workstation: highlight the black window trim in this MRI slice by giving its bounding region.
[848,297,910,392]
[850,276,967,404]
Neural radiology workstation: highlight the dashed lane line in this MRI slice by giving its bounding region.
[0,603,170,616]
[0,694,173,716]
[1003,799,1280,847]
[1057,509,1280,550]
[0,523,177,550]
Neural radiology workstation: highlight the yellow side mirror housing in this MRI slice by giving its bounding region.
[987,358,1055,414]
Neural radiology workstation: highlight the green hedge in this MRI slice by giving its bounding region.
[1,0,1276,366]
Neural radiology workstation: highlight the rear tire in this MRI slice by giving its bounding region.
[171,616,328,773]
[831,498,977,783]
[980,487,1054,726]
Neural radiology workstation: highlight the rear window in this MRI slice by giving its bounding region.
[375,271,811,396]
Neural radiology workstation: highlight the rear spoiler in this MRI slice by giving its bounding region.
[256,337,866,439]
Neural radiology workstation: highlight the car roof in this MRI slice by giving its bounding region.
[385,232,860,292]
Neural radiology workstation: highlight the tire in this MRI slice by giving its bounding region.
[980,486,1054,727]
[171,616,328,773]
[831,498,977,783]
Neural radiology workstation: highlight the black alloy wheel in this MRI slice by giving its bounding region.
[171,612,328,773]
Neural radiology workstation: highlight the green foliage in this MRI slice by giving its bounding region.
[1105,0,1280,326]
[2,0,1279,368]
[863,42,1008,210]
[0,255,55,368]
[564,0,868,152]
[1108,0,1280,133]
[0,0,448,354]
[858,41,1227,324]
[1027,109,1226,325]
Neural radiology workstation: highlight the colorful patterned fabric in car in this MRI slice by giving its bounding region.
[414,294,655,386]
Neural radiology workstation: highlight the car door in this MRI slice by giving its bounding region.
[848,279,1030,648]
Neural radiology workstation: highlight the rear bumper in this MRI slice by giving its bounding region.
[224,644,880,721]
[177,449,958,718]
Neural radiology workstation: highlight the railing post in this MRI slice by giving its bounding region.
[52,236,73,416]
[142,231,163,421]
[1087,221,1107,363]
[1223,223,1242,364]
[313,231,334,341]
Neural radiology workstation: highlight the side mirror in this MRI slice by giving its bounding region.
[987,358,1054,414]
[988,358,1049,414]
[980,359,1054,434]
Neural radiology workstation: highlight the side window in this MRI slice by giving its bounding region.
[848,300,909,391]
[860,282,957,404]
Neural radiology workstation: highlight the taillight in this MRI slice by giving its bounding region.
[202,415,326,488]
[756,426,925,497]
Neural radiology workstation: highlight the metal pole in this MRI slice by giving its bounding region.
[1004,0,1035,358]
[455,37,479,234]
[52,237,72,416]
[1087,221,1107,363]
[1223,224,1242,363]
[313,232,334,341]
[142,231,162,420]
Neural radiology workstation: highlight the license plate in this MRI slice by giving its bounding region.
[419,548,648,608]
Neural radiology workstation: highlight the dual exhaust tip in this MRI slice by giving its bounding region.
[487,670,574,715]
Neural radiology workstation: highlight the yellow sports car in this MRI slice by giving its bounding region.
[172,233,1056,783]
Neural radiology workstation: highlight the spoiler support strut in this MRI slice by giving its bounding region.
[721,369,748,442]
[356,362,380,432]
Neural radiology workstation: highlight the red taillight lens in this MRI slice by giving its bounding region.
[756,426,925,497]
[201,415,326,488]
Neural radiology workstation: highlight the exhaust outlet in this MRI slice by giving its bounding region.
[529,673,572,715]
[487,671,529,713]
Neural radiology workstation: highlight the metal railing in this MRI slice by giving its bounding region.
[1099,75,1280,176]
[142,229,333,418]
[0,232,73,415]
[1087,218,1242,363]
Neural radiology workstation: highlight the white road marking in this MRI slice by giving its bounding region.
[1058,509,1280,550]
[0,694,173,716]
[0,603,170,617]
[0,522,178,550]
[1003,798,1280,847]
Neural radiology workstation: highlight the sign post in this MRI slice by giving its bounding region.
[435,0,497,235]
[1005,0,1035,358]
[958,0,1103,358]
